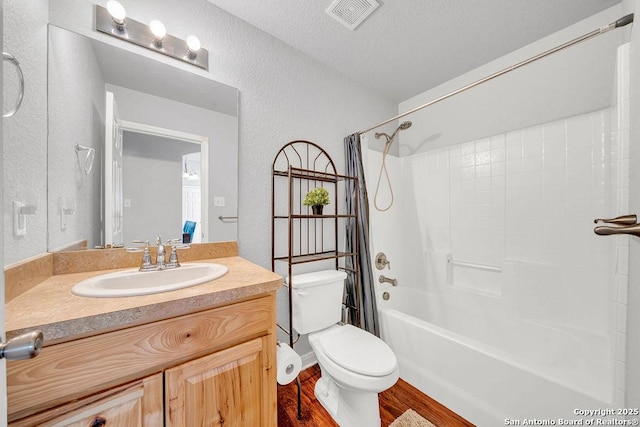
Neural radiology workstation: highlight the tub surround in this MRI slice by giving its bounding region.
[5,241,282,344]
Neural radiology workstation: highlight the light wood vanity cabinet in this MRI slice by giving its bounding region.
[165,337,270,426]
[7,294,277,426]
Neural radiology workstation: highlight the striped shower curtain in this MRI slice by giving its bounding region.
[344,133,379,337]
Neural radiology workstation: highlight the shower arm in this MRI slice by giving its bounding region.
[356,13,634,136]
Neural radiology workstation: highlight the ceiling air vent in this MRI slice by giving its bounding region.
[326,0,380,31]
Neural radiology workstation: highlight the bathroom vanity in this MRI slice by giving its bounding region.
[4,243,281,426]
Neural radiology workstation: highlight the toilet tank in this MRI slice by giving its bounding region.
[284,270,348,335]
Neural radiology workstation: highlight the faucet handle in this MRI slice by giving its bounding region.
[127,240,154,271]
[127,240,150,252]
[166,238,190,249]
[165,240,190,269]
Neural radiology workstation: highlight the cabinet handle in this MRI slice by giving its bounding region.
[90,416,107,427]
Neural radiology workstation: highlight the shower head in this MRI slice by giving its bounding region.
[374,121,412,144]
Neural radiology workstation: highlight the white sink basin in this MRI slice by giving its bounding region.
[71,263,229,298]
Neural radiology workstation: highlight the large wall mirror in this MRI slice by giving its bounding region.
[47,25,239,251]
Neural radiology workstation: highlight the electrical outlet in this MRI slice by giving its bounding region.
[214,197,225,207]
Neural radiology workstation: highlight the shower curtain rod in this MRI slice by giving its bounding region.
[357,13,634,135]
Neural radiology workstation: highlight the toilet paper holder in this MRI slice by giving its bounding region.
[276,341,302,387]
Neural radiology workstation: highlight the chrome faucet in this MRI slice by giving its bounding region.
[127,236,190,271]
[378,275,398,286]
[155,235,166,269]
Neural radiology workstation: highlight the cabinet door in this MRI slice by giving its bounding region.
[165,337,270,427]
[12,374,163,427]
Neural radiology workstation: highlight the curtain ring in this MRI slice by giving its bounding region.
[3,52,25,118]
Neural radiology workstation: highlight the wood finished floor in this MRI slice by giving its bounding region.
[277,364,474,427]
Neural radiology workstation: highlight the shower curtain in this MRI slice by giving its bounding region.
[344,133,379,337]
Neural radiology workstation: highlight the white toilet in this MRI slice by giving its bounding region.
[286,270,399,427]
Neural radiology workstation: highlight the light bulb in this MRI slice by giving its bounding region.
[149,20,166,46]
[106,1,126,29]
[186,35,201,58]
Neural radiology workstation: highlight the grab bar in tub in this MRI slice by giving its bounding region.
[447,257,502,273]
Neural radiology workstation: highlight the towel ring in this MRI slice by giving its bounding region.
[3,52,25,118]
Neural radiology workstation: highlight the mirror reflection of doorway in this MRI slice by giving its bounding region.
[105,89,209,246]
[182,152,201,243]
[121,132,204,245]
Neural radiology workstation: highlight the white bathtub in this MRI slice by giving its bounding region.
[377,285,613,426]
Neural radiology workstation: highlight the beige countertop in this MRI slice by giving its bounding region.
[5,256,282,345]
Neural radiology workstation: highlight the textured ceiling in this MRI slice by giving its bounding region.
[206,0,621,102]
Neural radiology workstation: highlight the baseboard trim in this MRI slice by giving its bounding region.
[301,351,318,370]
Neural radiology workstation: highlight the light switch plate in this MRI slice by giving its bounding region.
[13,202,27,236]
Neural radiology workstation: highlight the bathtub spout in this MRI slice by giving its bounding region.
[379,275,398,286]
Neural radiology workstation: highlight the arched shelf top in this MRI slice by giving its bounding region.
[272,140,336,176]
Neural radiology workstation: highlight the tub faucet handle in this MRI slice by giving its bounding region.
[375,252,391,270]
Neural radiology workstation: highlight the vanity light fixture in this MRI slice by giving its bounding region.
[106,0,126,31]
[95,2,208,69]
[149,20,166,47]
[186,35,201,58]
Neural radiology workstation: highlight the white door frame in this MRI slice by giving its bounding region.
[119,120,210,242]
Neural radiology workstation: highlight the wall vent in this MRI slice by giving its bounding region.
[326,0,380,31]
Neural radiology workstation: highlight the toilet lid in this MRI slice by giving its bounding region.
[320,325,397,377]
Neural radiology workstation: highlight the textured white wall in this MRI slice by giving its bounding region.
[3,1,48,264]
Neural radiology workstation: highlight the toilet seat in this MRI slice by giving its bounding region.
[317,324,397,377]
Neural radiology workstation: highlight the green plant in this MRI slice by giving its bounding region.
[303,187,330,206]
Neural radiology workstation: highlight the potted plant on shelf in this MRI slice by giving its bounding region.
[303,187,330,215]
